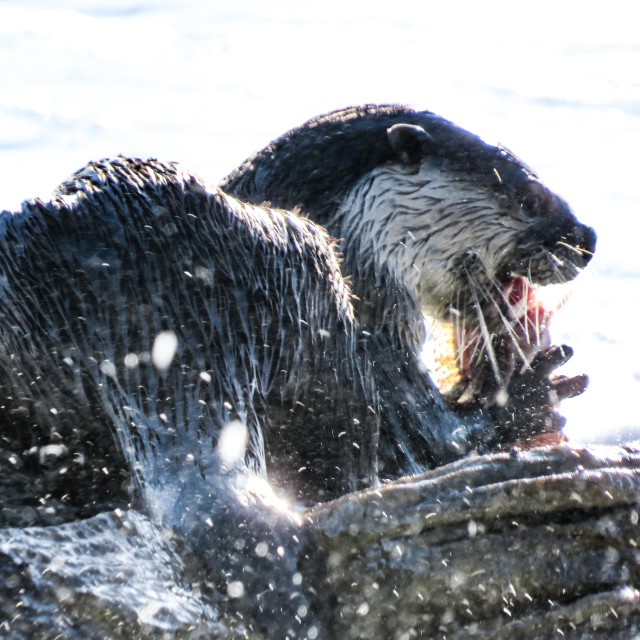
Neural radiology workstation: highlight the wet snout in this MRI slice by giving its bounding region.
[551,221,597,269]
[529,217,597,270]
[569,223,597,268]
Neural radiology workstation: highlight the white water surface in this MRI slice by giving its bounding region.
[0,0,638,443]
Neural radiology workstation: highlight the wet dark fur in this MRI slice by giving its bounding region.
[0,158,379,512]
[0,158,383,637]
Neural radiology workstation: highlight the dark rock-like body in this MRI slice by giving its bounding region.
[3,444,640,639]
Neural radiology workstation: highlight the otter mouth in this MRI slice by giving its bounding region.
[429,275,557,404]
[500,275,553,361]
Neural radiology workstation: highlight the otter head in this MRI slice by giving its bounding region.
[222,105,597,401]
[330,116,596,402]
[332,120,595,315]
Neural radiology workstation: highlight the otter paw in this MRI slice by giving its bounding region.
[492,344,588,444]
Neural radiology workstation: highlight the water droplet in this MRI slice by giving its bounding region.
[99,359,116,378]
[152,331,178,370]
[38,444,68,463]
[227,580,245,599]
[124,353,139,368]
[194,266,213,285]
[217,420,248,466]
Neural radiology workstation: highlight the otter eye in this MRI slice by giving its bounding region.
[519,193,543,217]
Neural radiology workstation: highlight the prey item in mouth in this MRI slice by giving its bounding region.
[430,276,555,405]
[428,276,586,447]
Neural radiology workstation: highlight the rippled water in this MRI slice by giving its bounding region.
[0,1,639,636]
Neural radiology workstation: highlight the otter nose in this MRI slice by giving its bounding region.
[572,224,597,267]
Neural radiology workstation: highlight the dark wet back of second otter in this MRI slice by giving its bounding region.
[0,158,378,518]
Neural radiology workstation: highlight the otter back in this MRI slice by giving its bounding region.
[0,157,378,524]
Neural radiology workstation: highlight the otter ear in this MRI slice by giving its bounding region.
[387,123,434,165]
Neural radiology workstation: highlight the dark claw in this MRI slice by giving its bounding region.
[551,374,589,401]
[529,344,574,378]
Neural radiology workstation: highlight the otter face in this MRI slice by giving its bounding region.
[221,105,596,404]
[334,122,596,402]
[337,123,595,318]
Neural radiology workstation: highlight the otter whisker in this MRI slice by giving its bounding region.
[472,271,532,360]
[449,288,482,371]
[544,250,586,285]
[545,257,570,285]
[449,291,471,369]
[462,269,502,383]
[548,252,565,267]
[556,240,595,258]
[525,277,548,350]
[450,291,464,364]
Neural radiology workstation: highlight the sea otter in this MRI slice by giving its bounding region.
[221,104,596,477]
[0,107,596,522]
